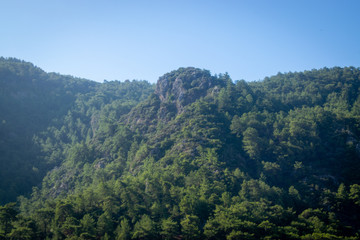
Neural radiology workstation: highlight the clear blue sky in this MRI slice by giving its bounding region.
[1,0,359,83]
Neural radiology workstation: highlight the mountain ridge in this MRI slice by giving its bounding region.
[1,58,360,239]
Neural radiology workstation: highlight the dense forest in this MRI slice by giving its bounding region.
[0,57,360,239]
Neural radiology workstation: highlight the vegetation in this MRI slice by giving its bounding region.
[0,58,360,239]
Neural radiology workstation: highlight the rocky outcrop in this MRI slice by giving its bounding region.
[155,67,216,114]
[125,67,222,132]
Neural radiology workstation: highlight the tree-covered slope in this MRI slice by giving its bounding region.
[0,58,100,203]
[0,58,154,204]
[1,63,360,239]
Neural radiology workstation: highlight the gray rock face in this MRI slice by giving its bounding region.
[155,67,214,114]
[125,67,220,132]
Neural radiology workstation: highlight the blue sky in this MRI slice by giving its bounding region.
[1,0,359,83]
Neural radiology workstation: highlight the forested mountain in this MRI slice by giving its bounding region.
[0,58,360,239]
[0,58,154,204]
[0,58,96,203]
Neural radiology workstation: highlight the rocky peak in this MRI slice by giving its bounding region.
[124,67,220,132]
[155,67,215,113]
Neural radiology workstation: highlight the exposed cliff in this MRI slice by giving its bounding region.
[125,67,225,132]
[155,67,219,113]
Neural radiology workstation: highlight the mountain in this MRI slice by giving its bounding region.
[0,58,154,204]
[0,57,99,203]
[0,59,360,239]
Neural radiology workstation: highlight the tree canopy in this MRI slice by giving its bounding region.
[1,58,360,239]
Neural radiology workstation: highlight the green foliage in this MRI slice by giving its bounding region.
[1,63,360,239]
[132,215,156,239]
[0,203,18,237]
[115,218,131,240]
[180,215,201,239]
[160,217,179,239]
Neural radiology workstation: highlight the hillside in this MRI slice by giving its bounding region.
[0,58,97,203]
[0,59,360,239]
[0,58,154,204]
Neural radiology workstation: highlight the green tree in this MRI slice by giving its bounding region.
[349,184,360,206]
[96,212,113,237]
[115,218,131,240]
[61,216,79,238]
[160,217,179,240]
[80,214,96,238]
[0,203,18,237]
[180,215,201,240]
[132,215,155,240]
[242,127,263,159]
